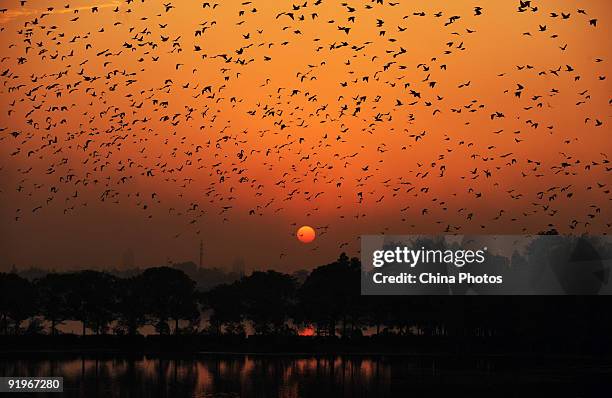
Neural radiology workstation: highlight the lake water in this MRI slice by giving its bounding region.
[1,354,610,397]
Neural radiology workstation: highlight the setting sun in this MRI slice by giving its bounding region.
[297,226,316,244]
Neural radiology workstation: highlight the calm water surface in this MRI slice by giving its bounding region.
[1,354,611,397]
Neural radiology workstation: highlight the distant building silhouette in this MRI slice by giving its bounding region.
[175,261,198,276]
[121,248,135,269]
[232,257,245,278]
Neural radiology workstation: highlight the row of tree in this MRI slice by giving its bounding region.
[1,252,611,339]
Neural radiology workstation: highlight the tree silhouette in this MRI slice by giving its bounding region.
[0,273,36,334]
[204,282,244,336]
[65,271,118,335]
[240,271,297,335]
[298,253,361,337]
[35,273,73,335]
[139,267,198,334]
[1,244,610,353]
[115,275,148,335]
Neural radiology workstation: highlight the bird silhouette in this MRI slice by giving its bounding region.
[0,0,608,265]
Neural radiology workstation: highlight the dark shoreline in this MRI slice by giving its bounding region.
[1,334,611,358]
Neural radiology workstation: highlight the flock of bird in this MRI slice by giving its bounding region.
[0,0,609,259]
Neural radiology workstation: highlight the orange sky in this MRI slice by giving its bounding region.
[0,0,610,271]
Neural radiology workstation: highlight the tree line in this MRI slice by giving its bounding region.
[1,251,611,340]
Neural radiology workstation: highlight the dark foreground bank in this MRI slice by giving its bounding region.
[1,334,612,357]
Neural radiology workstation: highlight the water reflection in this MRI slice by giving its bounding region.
[1,354,610,397]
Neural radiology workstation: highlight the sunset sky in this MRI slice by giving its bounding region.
[0,0,610,271]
